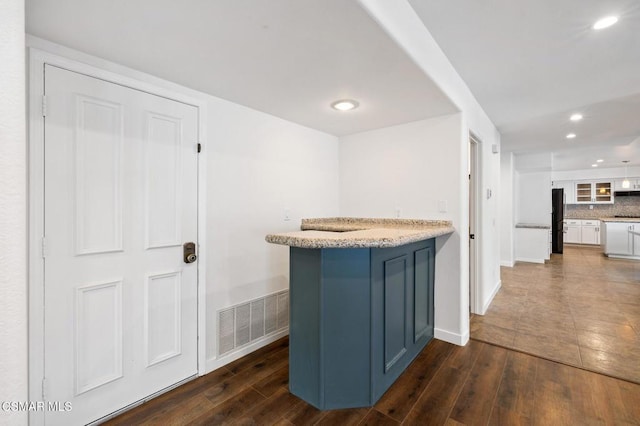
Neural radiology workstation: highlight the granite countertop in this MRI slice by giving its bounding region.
[265,217,455,249]
[515,223,551,229]
[599,217,640,223]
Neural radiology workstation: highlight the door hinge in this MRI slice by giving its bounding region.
[42,377,47,400]
[197,143,202,153]
[41,236,47,259]
[470,234,475,240]
[42,95,47,117]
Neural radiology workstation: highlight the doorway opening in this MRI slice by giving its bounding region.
[469,133,481,314]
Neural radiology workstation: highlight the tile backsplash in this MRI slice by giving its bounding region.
[565,196,640,219]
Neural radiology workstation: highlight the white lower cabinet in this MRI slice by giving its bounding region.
[581,220,600,245]
[564,219,600,245]
[603,222,638,257]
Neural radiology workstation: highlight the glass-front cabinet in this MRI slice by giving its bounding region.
[575,181,613,204]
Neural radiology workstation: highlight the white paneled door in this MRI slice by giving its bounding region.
[43,65,199,425]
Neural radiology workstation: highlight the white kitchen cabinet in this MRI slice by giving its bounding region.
[564,220,581,244]
[564,219,601,245]
[603,222,635,256]
[575,181,613,204]
[515,226,551,263]
[581,220,600,245]
[552,180,576,204]
[614,178,640,191]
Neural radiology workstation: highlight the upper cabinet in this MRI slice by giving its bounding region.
[551,180,576,204]
[553,180,614,204]
[614,178,640,191]
[575,181,613,204]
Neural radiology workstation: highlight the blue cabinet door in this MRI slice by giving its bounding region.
[371,239,434,401]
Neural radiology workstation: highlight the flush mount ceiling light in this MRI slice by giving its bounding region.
[592,164,598,167]
[331,99,359,111]
[566,133,577,139]
[597,159,604,163]
[570,113,583,121]
[593,16,618,30]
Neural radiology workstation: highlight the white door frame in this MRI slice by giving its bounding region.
[28,47,208,425]
[468,132,482,314]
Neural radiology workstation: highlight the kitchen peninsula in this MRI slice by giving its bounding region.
[266,218,454,409]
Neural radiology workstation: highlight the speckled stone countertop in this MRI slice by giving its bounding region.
[265,217,455,249]
[515,223,551,229]
[599,217,640,223]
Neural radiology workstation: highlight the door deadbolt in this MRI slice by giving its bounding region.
[183,242,197,264]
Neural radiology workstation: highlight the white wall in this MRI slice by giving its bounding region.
[515,171,552,225]
[357,0,503,327]
[500,153,515,266]
[340,116,460,220]
[340,114,468,344]
[514,152,552,172]
[205,99,340,363]
[1,1,28,424]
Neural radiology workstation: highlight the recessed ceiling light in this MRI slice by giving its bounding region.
[597,159,604,163]
[331,99,359,111]
[570,113,583,121]
[593,16,618,30]
[566,133,577,139]
[592,164,598,167]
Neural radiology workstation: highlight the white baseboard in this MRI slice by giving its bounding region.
[435,328,469,346]
[500,260,514,267]
[204,329,289,374]
[514,257,545,264]
[480,279,501,315]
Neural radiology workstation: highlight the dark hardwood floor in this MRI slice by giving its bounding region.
[105,336,640,425]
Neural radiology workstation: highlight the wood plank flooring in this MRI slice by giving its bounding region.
[105,335,640,425]
[471,245,640,383]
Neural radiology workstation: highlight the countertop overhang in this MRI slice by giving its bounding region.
[599,217,640,223]
[266,217,454,249]
[515,223,551,229]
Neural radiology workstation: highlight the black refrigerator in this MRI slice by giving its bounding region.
[551,188,564,254]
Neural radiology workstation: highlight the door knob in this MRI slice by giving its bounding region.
[183,242,197,263]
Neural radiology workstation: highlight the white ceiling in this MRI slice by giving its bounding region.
[409,0,640,171]
[26,1,640,171]
[26,0,457,137]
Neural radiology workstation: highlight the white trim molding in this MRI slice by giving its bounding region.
[435,328,469,346]
[480,279,502,316]
[206,330,289,373]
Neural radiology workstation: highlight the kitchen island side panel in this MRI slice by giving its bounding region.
[289,247,372,409]
[289,247,322,406]
[321,248,372,408]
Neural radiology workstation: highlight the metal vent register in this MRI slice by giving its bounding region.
[217,291,289,356]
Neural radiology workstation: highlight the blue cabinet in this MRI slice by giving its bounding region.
[288,238,435,410]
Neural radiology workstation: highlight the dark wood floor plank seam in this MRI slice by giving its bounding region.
[483,348,512,426]
[470,337,640,386]
[389,341,454,424]
[439,342,488,425]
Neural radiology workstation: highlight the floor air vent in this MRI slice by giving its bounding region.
[217,290,289,356]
